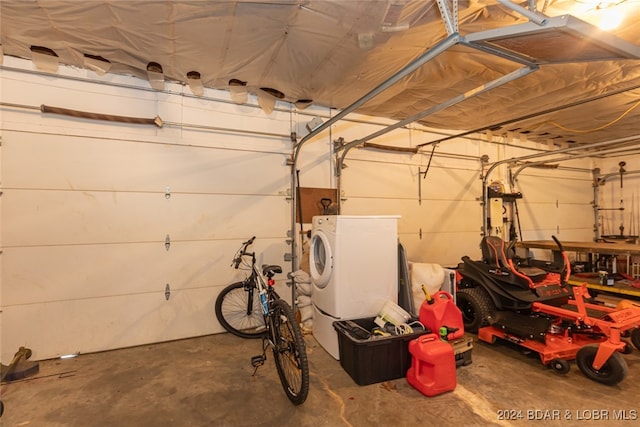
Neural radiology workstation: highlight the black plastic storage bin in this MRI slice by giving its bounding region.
[333,317,430,386]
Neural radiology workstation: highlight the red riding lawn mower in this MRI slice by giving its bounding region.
[456,235,640,386]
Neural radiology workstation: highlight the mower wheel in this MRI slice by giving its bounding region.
[549,358,570,375]
[630,328,640,350]
[621,342,633,355]
[576,344,628,386]
[456,287,495,333]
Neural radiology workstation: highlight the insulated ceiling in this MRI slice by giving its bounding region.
[1,0,640,147]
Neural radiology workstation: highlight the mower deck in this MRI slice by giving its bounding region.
[478,323,606,365]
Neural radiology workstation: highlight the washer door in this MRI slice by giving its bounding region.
[309,231,333,288]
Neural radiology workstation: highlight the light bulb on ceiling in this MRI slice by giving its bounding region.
[598,8,624,30]
[594,0,625,8]
[571,0,627,30]
[575,0,626,9]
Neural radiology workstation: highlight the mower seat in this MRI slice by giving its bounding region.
[481,237,548,284]
[517,266,548,282]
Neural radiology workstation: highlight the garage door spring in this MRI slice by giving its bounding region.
[41,104,163,127]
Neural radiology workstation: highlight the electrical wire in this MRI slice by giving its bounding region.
[394,323,413,335]
[409,320,426,332]
[548,98,640,133]
[394,320,427,336]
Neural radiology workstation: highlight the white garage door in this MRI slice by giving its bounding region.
[1,63,293,362]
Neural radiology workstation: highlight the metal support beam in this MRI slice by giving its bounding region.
[436,0,458,36]
[336,65,538,172]
[417,79,640,148]
[292,32,460,155]
[511,144,640,183]
[497,0,548,26]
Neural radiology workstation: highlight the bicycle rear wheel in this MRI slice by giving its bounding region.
[215,281,266,339]
[270,299,309,405]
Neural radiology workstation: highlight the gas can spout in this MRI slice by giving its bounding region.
[422,284,434,305]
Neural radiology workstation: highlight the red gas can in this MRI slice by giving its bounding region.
[418,290,464,341]
[406,334,456,397]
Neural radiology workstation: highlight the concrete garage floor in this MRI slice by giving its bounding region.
[1,331,639,427]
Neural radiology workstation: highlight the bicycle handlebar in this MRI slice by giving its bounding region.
[233,236,257,268]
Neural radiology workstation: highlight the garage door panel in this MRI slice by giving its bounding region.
[1,286,226,362]
[3,244,162,306]
[163,194,290,241]
[2,131,289,193]
[2,241,233,305]
[2,191,289,246]
[180,97,292,138]
[517,175,592,204]
[556,204,595,227]
[518,202,592,231]
[344,198,482,234]
[401,231,483,266]
[343,162,479,200]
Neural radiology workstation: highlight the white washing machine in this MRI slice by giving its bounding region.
[309,215,399,359]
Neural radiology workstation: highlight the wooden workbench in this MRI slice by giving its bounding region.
[517,240,640,257]
[517,240,640,299]
[566,276,640,299]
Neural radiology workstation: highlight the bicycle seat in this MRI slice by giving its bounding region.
[262,264,282,277]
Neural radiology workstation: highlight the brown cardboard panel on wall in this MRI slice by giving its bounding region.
[298,187,339,223]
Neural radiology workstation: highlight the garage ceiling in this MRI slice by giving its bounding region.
[2,0,640,148]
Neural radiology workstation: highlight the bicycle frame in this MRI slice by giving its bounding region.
[218,236,309,404]
[234,242,286,344]
[238,251,280,325]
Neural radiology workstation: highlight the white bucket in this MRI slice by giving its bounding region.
[374,300,412,328]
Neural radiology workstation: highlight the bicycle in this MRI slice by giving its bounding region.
[214,236,310,405]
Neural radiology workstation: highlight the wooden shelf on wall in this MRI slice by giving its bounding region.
[297,187,339,223]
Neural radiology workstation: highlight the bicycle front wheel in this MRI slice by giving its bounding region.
[215,281,266,339]
[270,299,310,405]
